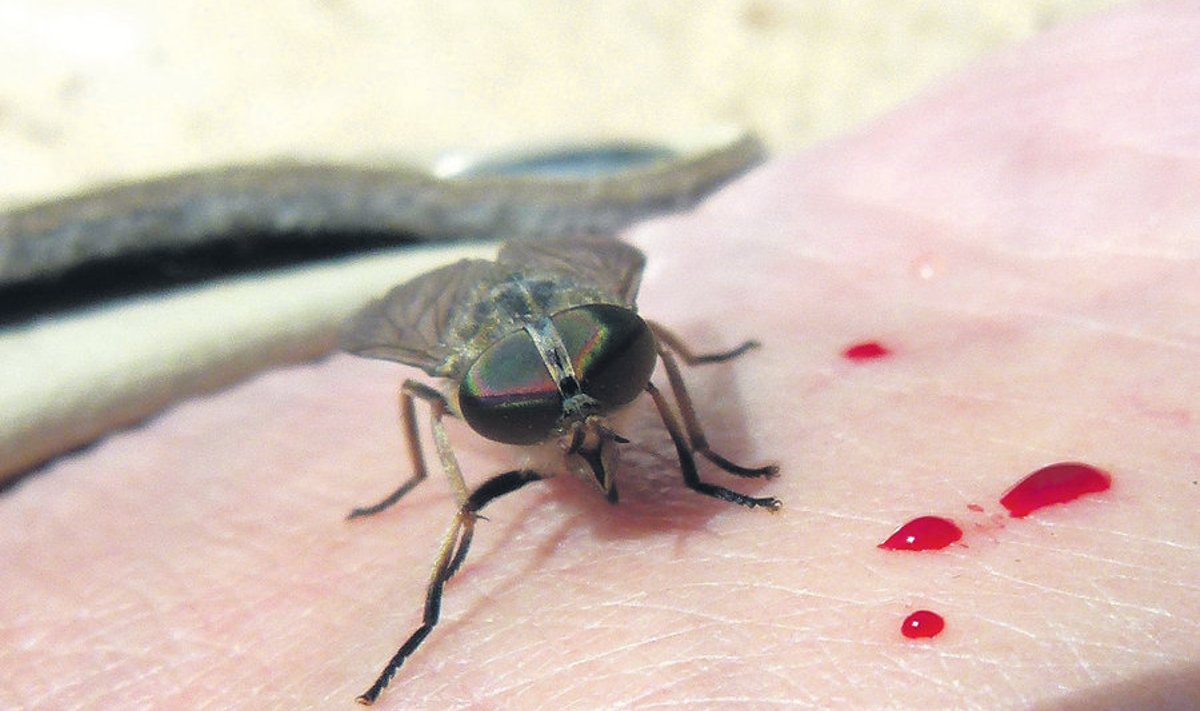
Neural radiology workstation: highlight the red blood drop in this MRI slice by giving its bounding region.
[842,340,891,361]
[878,516,963,551]
[1000,462,1112,518]
[902,610,945,639]
[966,503,984,513]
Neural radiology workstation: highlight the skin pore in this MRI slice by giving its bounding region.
[1,4,1198,709]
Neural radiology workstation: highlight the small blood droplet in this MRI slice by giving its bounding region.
[901,610,945,639]
[878,516,963,551]
[966,503,984,513]
[842,341,891,361]
[1000,462,1112,518]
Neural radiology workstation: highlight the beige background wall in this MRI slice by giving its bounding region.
[1,1,1124,205]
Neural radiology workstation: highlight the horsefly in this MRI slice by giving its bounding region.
[341,236,780,704]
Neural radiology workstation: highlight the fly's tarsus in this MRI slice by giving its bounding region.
[701,450,781,479]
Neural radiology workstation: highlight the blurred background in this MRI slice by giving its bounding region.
[0,0,1123,205]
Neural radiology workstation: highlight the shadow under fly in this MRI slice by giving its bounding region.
[340,236,781,705]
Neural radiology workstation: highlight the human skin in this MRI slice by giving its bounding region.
[2,3,1199,709]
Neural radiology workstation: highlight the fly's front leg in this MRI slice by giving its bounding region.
[348,380,446,520]
[355,469,545,706]
[648,322,779,479]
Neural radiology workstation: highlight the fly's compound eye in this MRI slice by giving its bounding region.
[553,304,658,409]
[459,330,563,445]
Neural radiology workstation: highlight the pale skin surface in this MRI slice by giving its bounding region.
[2,4,1199,709]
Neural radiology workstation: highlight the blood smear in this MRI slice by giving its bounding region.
[1000,462,1112,518]
[878,516,963,551]
[901,610,945,639]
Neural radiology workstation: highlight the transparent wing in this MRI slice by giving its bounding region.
[497,237,645,305]
[340,258,503,374]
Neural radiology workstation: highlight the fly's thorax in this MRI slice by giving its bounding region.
[440,274,618,376]
[455,302,658,446]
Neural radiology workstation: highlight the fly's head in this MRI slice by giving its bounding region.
[455,302,659,498]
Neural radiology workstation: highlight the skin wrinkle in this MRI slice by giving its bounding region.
[884,655,960,696]
[974,556,1181,616]
[501,624,729,699]
[483,572,829,704]
[1090,528,1200,553]
[631,655,796,707]
[1005,536,1190,578]
[1091,579,1200,622]
[658,578,885,611]
[631,687,807,709]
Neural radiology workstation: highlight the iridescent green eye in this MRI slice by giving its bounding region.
[553,304,657,408]
[459,330,562,445]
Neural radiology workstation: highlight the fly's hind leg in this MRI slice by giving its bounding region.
[355,469,546,705]
[647,322,779,480]
[348,380,450,520]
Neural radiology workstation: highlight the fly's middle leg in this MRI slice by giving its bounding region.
[646,381,781,511]
[648,320,760,364]
[648,322,779,480]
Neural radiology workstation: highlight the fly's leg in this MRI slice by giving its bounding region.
[350,379,545,702]
[347,380,446,520]
[648,322,779,479]
[657,348,779,479]
[646,382,781,511]
[648,320,759,364]
[355,469,546,706]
